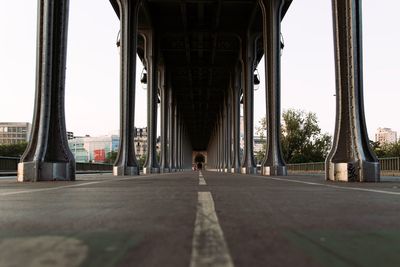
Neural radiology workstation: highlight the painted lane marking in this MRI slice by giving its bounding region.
[190,192,234,267]
[254,175,400,196]
[199,171,207,186]
[0,173,168,197]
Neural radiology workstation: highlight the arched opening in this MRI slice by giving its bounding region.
[194,153,205,170]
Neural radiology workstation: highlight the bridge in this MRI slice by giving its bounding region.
[16,0,378,182]
[2,0,399,266]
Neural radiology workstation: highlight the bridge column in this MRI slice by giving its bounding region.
[218,113,224,172]
[143,31,160,174]
[168,87,175,172]
[241,34,257,174]
[209,127,216,170]
[181,126,185,170]
[211,127,216,169]
[113,0,141,176]
[175,115,180,171]
[178,117,183,171]
[177,118,181,171]
[172,103,178,172]
[18,0,75,181]
[216,116,221,171]
[159,67,170,173]
[225,89,232,173]
[222,100,228,172]
[231,67,241,173]
[259,0,288,176]
[326,0,380,182]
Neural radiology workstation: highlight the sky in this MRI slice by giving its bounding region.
[1,1,399,140]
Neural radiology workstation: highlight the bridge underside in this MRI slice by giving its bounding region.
[110,0,290,151]
[17,0,380,182]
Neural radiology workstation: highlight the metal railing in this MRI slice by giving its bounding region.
[379,157,400,172]
[287,157,400,173]
[76,162,112,171]
[287,162,324,172]
[2,157,400,173]
[0,157,19,171]
[0,157,112,172]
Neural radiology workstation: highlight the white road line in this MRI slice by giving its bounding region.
[255,175,400,196]
[190,192,234,267]
[198,171,207,186]
[0,173,167,197]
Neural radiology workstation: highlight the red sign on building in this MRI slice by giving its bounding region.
[93,149,106,162]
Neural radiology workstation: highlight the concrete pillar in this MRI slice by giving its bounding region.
[18,0,75,181]
[159,67,170,173]
[259,0,287,176]
[113,0,141,176]
[326,0,380,182]
[231,66,241,173]
[143,31,160,174]
[240,34,257,174]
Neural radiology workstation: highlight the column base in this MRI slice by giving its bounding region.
[18,161,75,182]
[261,165,287,176]
[231,167,241,173]
[241,167,257,174]
[113,166,139,176]
[224,168,231,173]
[326,161,380,182]
[143,167,160,174]
[161,168,171,173]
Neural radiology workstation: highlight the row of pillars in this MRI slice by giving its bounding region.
[17,0,192,181]
[16,0,380,182]
[207,0,380,182]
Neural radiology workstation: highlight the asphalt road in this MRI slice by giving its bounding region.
[1,171,400,267]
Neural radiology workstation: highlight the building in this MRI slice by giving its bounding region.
[67,131,74,140]
[375,128,397,145]
[134,127,161,159]
[69,135,119,163]
[67,128,160,163]
[135,127,148,158]
[0,122,31,145]
[254,136,265,154]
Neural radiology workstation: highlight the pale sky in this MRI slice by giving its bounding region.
[1,1,399,140]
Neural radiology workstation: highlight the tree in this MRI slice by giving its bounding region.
[256,109,332,164]
[371,140,400,158]
[106,151,118,164]
[137,155,146,170]
[255,119,267,163]
[0,142,28,157]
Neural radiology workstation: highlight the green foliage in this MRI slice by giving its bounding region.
[0,142,28,157]
[256,109,332,164]
[137,155,146,169]
[371,140,400,158]
[255,118,267,164]
[106,151,118,164]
